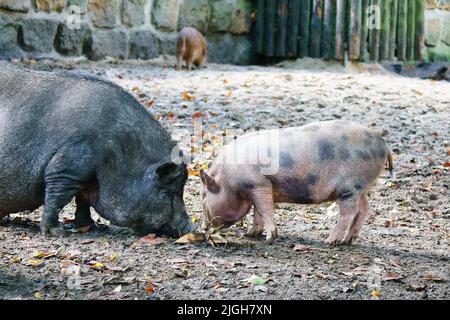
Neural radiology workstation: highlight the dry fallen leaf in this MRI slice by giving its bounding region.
[138,234,165,245]
[192,111,205,118]
[32,250,57,259]
[175,232,205,244]
[243,275,267,285]
[371,290,381,298]
[112,285,122,293]
[292,244,311,252]
[167,258,187,264]
[88,261,105,271]
[384,271,403,282]
[109,253,118,261]
[175,269,191,278]
[145,283,155,293]
[26,259,43,267]
[62,217,75,224]
[424,274,445,282]
[390,257,402,267]
[182,91,196,101]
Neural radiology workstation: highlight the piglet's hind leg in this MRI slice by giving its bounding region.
[325,195,360,246]
[342,193,370,244]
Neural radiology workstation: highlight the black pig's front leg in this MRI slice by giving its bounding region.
[41,144,96,236]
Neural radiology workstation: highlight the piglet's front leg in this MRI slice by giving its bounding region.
[250,188,277,243]
[246,208,264,238]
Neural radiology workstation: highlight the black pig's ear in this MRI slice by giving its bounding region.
[199,169,219,193]
[156,161,186,184]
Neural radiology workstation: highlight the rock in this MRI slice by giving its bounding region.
[55,22,91,55]
[425,10,442,47]
[0,0,30,12]
[207,33,234,64]
[128,29,159,60]
[426,41,450,62]
[209,0,253,34]
[209,0,233,32]
[178,0,211,34]
[0,26,22,59]
[0,15,22,59]
[157,33,177,56]
[207,33,254,65]
[229,0,253,34]
[35,0,67,13]
[441,11,450,45]
[87,28,128,60]
[426,0,450,10]
[89,0,120,28]
[152,0,180,31]
[18,17,59,53]
[232,35,254,65]
[122,0,147,27]
[68,0,88,14]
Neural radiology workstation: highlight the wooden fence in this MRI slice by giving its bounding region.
[255,0,425,62]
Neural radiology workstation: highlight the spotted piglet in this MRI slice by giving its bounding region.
[200,120,393,245]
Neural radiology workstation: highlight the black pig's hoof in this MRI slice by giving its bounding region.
[42,225,67,237]
[63,221,108,233]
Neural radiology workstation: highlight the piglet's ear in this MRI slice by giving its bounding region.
[199,169,219,193]
[156,161,186,184]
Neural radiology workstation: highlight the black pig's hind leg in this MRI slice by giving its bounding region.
[74,195,95,229]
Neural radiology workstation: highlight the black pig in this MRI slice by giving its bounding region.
[0,62,196,237]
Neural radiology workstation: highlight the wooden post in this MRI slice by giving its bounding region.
[379,0,390,61]
[360,0,369,61]
[368,0,380,61]
[414,0,425,61]
[349,0,361,60]
[310,0,322,58]
[256,0,265,54]
[276,0,288,57]
[397,0,407,61]
[335,0,345,60]
[287,0,300,57]
[264,0,276,57]
[388,0,398,60]
[406,0,416,61]
[322,0,332,59]
[329,0,337,59]
[299,0,311,57]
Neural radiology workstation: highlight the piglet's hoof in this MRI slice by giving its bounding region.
[325,237,339,247]
[341,235,357,245]
[265,229,278,244]
[245,230,264,238]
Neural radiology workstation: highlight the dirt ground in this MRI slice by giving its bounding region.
[0,57,448,300]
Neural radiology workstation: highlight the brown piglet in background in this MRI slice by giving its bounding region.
[200,120,394,246]
[176,27,207,71]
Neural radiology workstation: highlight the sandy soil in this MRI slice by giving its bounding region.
[0,57,448,300]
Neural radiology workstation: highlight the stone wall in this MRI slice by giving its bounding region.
[425,0,450,61]
[1,1,449,64]
[0,0,255,64]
